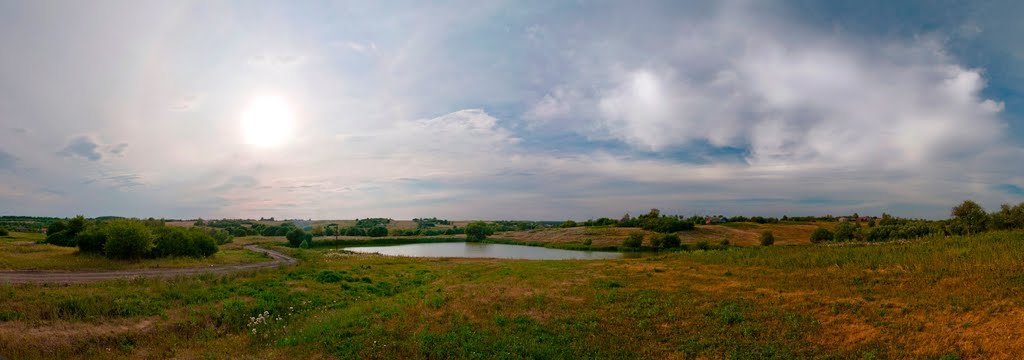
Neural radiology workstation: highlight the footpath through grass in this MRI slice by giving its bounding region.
[2,231,1024,358]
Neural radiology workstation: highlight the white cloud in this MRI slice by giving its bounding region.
[528,4,1010,173]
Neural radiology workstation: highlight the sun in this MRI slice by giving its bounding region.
[241,95,295,147]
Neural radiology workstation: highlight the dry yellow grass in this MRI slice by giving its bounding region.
[494,222,837,247]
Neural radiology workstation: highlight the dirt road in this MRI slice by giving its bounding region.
[0,245,297,284]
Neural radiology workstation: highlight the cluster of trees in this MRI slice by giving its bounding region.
[44,216,228,259]
[808,200,1024,244]
[413,217,451,228]
[622,231,683,249]
[465,221,494,241]
[570,209,697,233]
[0,225,8,236]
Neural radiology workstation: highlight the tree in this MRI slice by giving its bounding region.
[759,230,775,246]
[0,226,8,237]
[560,220,578,228]
[286,229,308,247]
[951,200,989,235]
[809,228,833,244]
[103,220,155,260]
[465,221,493,241]
[623,232,644,248]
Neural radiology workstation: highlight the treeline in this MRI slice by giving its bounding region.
[810,200,1024,243]
[564,209,696,233]
[44,216,230,259]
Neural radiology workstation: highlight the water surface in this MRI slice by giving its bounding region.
[344,242,636,260]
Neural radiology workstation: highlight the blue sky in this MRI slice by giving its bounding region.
[1,0,1023,220]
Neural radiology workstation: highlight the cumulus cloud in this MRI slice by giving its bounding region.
[528,4,1009,172]
[57,136,129,162]
[57,136,103,161]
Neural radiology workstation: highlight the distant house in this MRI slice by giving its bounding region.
[857,216,871,222]
[704,216,727,225]
[838,217,849,222]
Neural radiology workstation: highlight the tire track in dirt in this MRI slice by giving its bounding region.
[0,245,297,284]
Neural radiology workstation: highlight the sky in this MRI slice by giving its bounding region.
[2,0,1024,220]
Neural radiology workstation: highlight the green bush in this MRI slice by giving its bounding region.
[286,229,307,247]
[661,233,681,248]
[695,240,711,250]
[45,231,76,247]
[649,232,680,248]
[649,233,665,248]
[759,231,775,246]
[299,239,310,249]
[0,226,8,236]
[465,221,494,241]
[365,226,388,237]
[623,232,644,248]
[809,228,833,243]
[151,227,218,258]
[75,225,107,253]
[560,220,578,228]
[833,222,856,241]
[103,220,155,260]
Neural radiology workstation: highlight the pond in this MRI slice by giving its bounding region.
[343,242,643,260]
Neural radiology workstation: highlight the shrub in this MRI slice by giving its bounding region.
[45,231,76,247]
[719,239,730,246]
[809,228,833,243]
[623,232,644,248]
[560,220,578,228]
[315,270,342,283]
[833,222,856,241]
[286,229,307,247]
[151,227,218,258]
[582,238,593,246]
[196,227,233,245]
[649,233,665,248]
[695,240,711,250]
[652,232,681,248]
[103,220,155,260]
[75,225,108,253]
[465,221,494,241]
[759,231,775,246]
[365,226,388,237]
[300,239,310,249]
[0,226,7,236]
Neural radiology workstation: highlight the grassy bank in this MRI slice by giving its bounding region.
[2,231,1024,358]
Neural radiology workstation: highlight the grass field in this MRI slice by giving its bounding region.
[2,229,1023,358]
[0,232,271,271]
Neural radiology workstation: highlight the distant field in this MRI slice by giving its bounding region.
[494,222,838,247]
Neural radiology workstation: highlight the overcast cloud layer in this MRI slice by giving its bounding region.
[1,0,1023,220]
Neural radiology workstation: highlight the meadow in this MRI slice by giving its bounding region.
[2,227,1023,359]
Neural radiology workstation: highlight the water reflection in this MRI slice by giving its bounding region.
[344,242,637,260]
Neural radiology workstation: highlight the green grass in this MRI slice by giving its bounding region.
[3,231,1024,358]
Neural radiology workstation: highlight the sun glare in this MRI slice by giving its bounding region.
[241,95,295,147]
